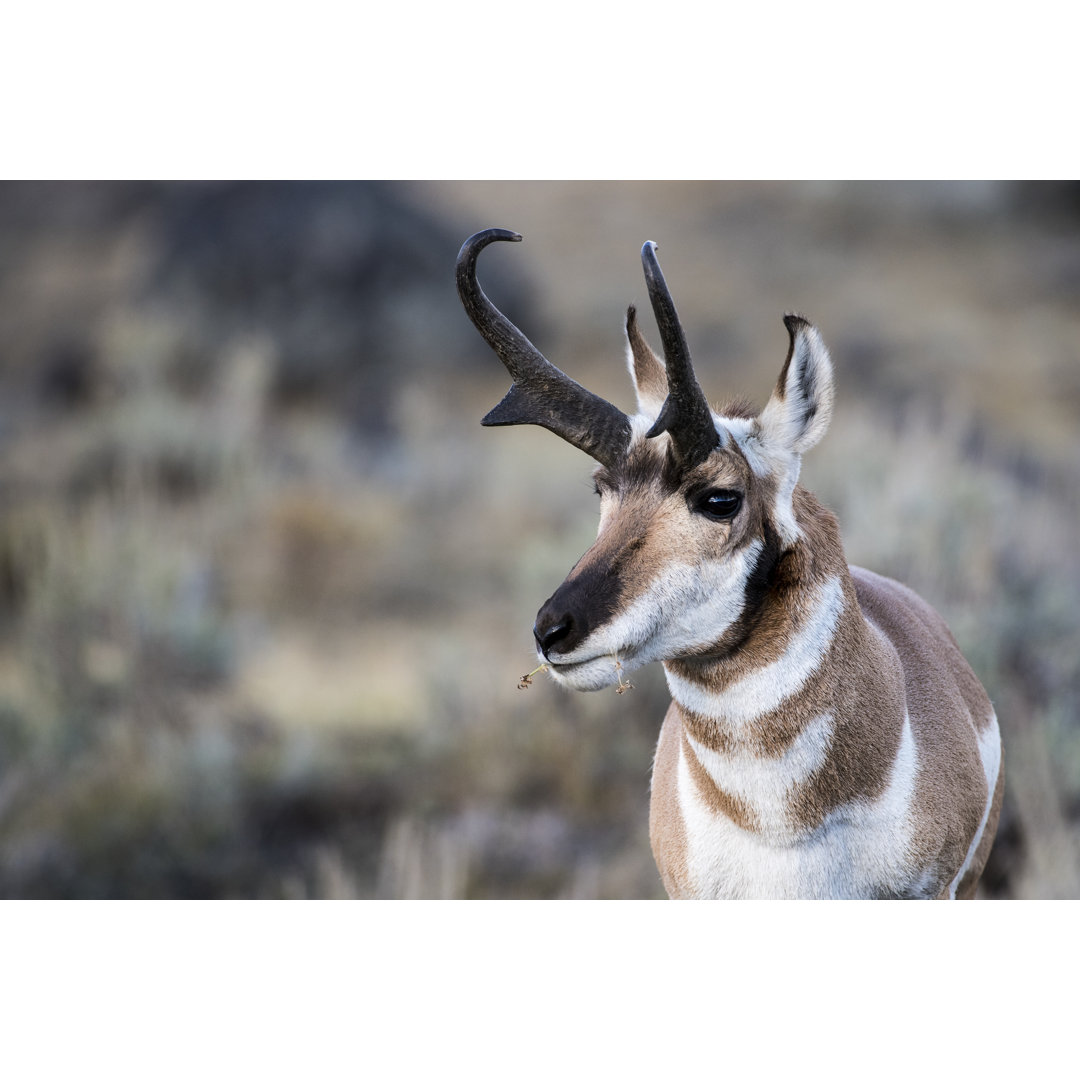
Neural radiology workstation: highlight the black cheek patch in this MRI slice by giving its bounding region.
[744,517,783,607]
[720,515,784,652]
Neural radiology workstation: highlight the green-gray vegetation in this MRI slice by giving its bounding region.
[0,181,1076,897]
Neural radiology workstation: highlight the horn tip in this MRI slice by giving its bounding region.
[462,227,523,250]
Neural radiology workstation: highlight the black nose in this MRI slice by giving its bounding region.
[535,575,607,659]
[534,614,575,657]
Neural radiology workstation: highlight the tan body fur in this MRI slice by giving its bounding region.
[648,489,1003,900]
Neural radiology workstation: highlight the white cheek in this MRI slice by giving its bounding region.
[566,539,763,668]
[665,574,845,728]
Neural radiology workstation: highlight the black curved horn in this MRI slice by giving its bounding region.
[456,229,631,468]
[640,241,721,468]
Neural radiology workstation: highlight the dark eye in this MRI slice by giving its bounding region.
[694,489,743,520]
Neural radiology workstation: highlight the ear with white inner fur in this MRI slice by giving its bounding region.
[624,304,668,418]
[758,314,834,455]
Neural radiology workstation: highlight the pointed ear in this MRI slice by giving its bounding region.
[624,305,668,417]
[758,314,834,455]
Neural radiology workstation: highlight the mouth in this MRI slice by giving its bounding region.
[541,648,642,692]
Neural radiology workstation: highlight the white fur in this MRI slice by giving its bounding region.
[626,411,660,444]
[663,575,845,728]
[544,540,763,692]
[684,712,836,843]
[625,341,666,419]
[720,416,769,477]
[757,323,834,456]
[677,709,925,899]
[717,413,807,546]
[768,450,803,549]
[946,713,1003,899]
[743,321,835,549]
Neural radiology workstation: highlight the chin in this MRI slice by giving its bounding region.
[545,651,643,692]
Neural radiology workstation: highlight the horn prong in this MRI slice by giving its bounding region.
[457,229,631,468]
[640,241,720,467]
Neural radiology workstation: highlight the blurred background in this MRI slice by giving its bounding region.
[0,180,1076,898]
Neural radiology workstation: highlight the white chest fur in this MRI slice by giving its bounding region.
[675,711,930,899]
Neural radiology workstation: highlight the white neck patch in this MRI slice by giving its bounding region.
[676,708,924,898]
[664,574,845,730]
[684,710,837,842]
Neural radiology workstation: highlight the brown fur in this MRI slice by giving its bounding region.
[680,727,759,831]
[648,701,690,897]
[657,491,903,826]
[649,484,1002,897]
[955,754,1005,899]
[853,568,1001,895]
[626,305,667,411]
[588,434,1001,897]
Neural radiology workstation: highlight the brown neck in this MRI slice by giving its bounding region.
[660,488,907,834]
[664,487,855,728]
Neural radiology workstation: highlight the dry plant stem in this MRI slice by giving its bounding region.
[612,654,633,695]
[518,664,548,690]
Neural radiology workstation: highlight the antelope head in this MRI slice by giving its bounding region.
[457,228,835,692]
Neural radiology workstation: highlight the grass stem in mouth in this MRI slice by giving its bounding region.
[517,664,548,690]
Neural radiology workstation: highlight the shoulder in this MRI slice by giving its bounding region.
[849,565,950,637]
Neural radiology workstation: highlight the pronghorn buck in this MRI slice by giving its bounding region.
[457,228,1003,900]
